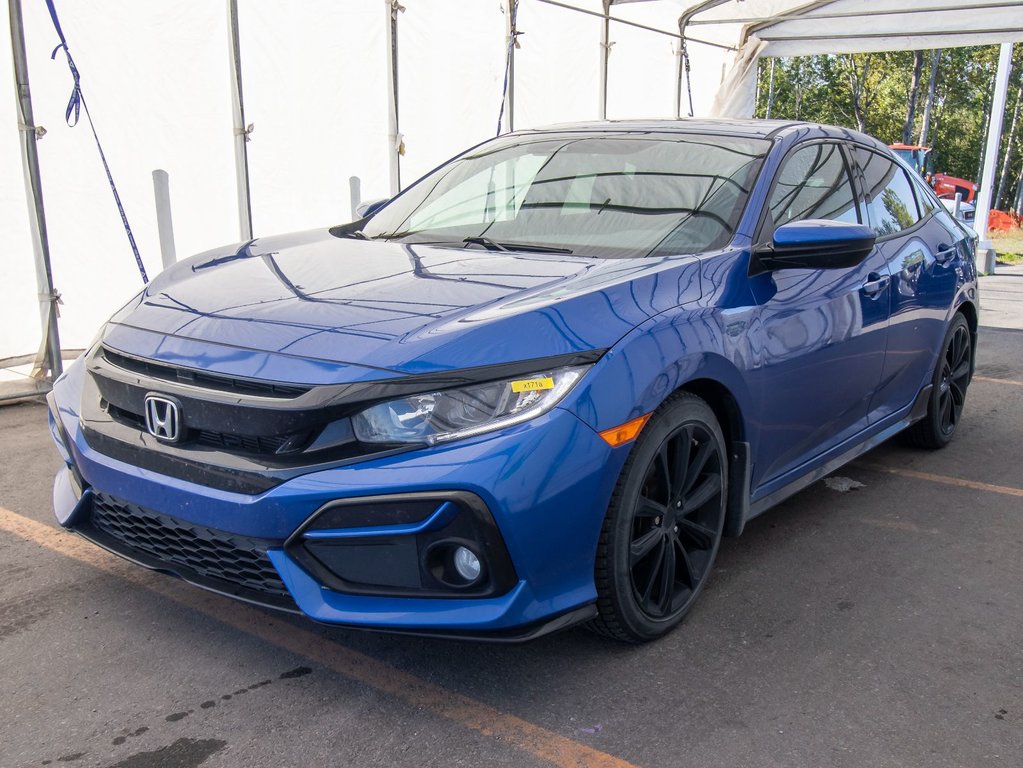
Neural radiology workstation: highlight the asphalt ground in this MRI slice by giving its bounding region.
[1,274,1021,768]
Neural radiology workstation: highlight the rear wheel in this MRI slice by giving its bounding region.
[903,313,972,449]
[590,393,727,643]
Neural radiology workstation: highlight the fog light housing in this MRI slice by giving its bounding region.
[453,546,482,583]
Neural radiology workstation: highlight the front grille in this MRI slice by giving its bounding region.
[90,493,289,599]
[106,403,308,457]
[101,346,310,399]
[195,430,292,454]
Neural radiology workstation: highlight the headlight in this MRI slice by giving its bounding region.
[352,365,589,445]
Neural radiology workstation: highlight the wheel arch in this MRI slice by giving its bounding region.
[954,298,979,373]
[675,376,752,538]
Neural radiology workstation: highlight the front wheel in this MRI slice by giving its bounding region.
[903,313,972,449]
[590,393,727,643]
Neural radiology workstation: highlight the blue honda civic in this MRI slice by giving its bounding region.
[47,120,978,642]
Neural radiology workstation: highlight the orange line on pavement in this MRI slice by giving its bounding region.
[858,464,1023,498]
[973,375,1023,387]
[0,507,637,768]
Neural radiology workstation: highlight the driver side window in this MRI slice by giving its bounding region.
[767,143,860,232]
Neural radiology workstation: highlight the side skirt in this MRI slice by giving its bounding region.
[745,384,932,520]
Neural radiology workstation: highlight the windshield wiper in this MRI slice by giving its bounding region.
[338,229,371,240]
[463,236,510,252]
[463,237,573,254]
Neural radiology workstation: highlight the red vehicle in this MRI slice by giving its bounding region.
[889,144,977,203]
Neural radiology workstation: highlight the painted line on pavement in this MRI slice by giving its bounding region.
[0,506,638,768]
[973,375,1023,387]
[858,463,1023,498]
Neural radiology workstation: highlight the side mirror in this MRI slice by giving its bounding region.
[756,220,877,271]
[356,198,390,218]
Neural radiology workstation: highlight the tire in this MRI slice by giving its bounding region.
[589,392,728,643]
[902,313,972,450]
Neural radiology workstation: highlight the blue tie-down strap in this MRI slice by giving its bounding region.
[44,0,149,284]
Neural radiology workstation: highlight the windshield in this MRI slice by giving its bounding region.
[359,132,770,258]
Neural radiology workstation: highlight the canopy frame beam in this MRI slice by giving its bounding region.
[692,0,1023,27]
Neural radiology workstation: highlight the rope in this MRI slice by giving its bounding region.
[681,37,694,118]
[44,0,148,283]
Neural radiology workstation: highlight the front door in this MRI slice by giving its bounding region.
[748,141,891,487]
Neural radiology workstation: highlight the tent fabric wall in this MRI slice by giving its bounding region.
[238,1,391,238]
[0,18,41,362]
[397,0,506,184]
[514,0,604,128]
[6,0,1023,368]
[605,1,681,118]
[8,0,238,356]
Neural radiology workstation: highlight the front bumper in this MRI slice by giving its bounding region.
[48,363,626,639]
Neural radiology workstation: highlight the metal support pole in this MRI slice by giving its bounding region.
[152,170,177,271]
[349,176,361,222]
[673,23,684,118]
[506,1,518,133]
[9,0,62,380]
[599,0,611,120]
[228,0,253,240]
[975,42,1013,275]
[385,0,403,195]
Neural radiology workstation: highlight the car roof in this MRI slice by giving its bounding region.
[518,119,887,150]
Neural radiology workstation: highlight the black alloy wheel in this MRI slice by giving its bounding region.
[904,313,973,449]
[591,393,728,643]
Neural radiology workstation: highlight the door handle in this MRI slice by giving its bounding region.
[935,244,958,263]
[861,273,890,297]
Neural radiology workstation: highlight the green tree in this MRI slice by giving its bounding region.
[754,45,1023,211]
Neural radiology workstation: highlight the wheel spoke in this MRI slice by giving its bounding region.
[639,541,665,604]
[630,528,662,565]
[952,360,971,382]
[940,392,953,428]
[656,537,676,615]
[656,444,672,500]
[680,440,712,496]
[681,473,722,514]
[676,518,716,551]
[675,534,696,589]
[949,329,966,370]
[671,427,692,497]
[637,496,668,518]
[950,380,965,407]
[949,331,965,370]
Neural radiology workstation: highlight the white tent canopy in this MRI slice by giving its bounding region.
[3,0,1020,397]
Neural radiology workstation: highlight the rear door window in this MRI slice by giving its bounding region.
[853,148,922,237]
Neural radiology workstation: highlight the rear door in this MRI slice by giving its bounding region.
[749,140,891,486]
[848,146,967,421]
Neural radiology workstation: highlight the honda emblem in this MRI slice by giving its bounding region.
[144,394,182,442]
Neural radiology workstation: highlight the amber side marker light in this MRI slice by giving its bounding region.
[599,413,651,447]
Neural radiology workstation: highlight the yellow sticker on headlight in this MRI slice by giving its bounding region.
[511,377,555,393]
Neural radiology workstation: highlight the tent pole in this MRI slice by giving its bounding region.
[506,1,517,133]
[974,41,1013,275]
[599,0,611,119]
[8,0,62,380]
[228,0,253,240]
[152,170,177,270]
[385,0,402,194]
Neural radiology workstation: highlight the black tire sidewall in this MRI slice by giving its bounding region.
[924,314,972,446]
[605,396,728,640]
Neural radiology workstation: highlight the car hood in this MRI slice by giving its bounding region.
[103,229,701,383]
